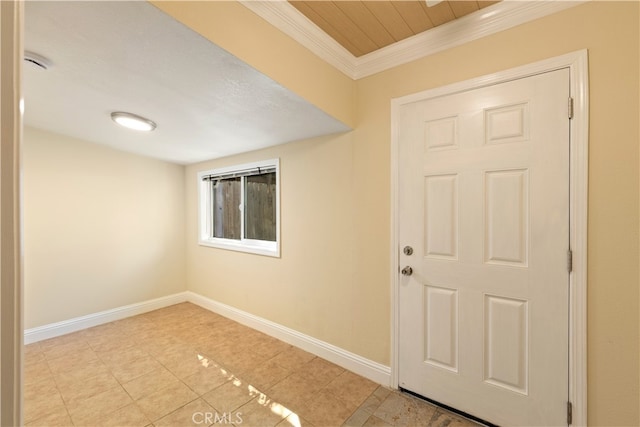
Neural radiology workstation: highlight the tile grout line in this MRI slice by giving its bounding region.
[27,303,467,427]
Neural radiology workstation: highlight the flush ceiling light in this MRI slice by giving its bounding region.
[111,111,157,132]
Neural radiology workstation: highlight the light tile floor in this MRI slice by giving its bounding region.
[24,302,480,427]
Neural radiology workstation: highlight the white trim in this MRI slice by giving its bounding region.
[23,291,392,386]
[239,0,357,78]
[198,158,281,258]
[186,291,392,386]
[241,1,585,80]
[24,292,189,344]
[390,50,588,426]
[568,49,589,427]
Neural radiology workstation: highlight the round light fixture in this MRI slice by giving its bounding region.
[111,112,157,132]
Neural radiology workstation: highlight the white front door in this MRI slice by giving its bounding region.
[398,69,570,426]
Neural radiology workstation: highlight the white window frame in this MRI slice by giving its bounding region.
[198,158,280,257]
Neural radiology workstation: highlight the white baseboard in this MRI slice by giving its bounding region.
[23,291,392,387]
[185,291,392,386]
[24,292,189,344]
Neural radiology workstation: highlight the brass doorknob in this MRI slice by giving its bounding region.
[401,266,413,276]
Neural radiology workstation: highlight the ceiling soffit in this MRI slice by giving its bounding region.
[24,1,350,164]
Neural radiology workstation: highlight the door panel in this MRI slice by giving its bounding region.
[398,69,570,426]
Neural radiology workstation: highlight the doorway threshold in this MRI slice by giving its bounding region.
[399,387,498,427]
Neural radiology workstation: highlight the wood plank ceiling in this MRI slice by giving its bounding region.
[289,1,500,57]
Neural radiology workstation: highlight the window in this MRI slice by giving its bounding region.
[198,159,279,256]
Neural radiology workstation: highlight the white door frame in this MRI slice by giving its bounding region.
[0,1,24,426]
[390,50,588,426]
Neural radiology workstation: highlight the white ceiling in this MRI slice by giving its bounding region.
[23,1,350,165]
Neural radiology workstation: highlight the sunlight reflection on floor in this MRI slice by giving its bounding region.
[23,303,480,426]
[197,352,301,426]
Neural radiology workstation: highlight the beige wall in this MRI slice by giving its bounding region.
[181,2,639,425]
[151,0,355,129]
[185,132,391,360]
[21,1,639,425]
[23,127,186,328]
[356,3,639,425]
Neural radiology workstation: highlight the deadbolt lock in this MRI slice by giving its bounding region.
[403,246,414,256]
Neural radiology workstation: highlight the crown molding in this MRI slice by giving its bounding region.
[354,1,586,79]
[240,0,357,77]
[241,0,586,80]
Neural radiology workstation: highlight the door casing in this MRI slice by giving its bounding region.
[0,1,24,425]
[390,50,589,426]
